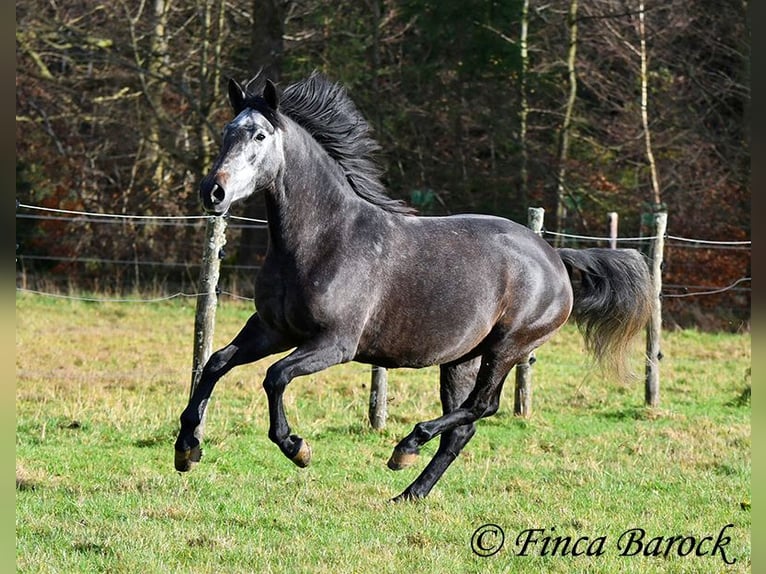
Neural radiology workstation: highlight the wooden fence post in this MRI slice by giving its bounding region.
[608,212,618,249]
[189,215,228,441]
[514,206,545,417]
[369,365,388,429]
[644,210,666,407]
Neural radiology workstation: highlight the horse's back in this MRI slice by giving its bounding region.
[398,213,570,296]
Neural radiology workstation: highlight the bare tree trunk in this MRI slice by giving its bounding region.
[476,10,529,207]
[194,0,226,177]
[196,0,212,175]
[367,0,384,130]
[147,0,170,188]
[251,0,287,82]
[518,0,530,205]
[239,0,287,272]
[553,0,578,246]
[638,0,662,207]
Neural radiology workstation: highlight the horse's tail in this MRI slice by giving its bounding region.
[557,247,654,380]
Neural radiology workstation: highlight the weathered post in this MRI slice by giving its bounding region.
[189,215,228,440]
[608,211,618,249]
[369,365,388,429]
[514,207,545,417]
[644,210,666,407]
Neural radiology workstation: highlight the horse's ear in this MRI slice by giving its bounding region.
[263,79,279,110]
[228,78,247,114]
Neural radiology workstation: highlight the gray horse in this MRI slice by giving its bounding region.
[175,72,653,501]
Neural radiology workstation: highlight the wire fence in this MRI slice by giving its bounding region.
[15,203,750,330]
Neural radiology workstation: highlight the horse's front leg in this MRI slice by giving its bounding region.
[262,337,353,467]
[175,313,289,471]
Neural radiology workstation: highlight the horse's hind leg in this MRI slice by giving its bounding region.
[390,358,480,502]
[389,349,524,499]
[175,313,289,471]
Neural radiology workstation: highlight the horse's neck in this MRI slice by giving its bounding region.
[264,125,361,257]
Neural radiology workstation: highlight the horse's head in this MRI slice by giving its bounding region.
[199,79,284,215]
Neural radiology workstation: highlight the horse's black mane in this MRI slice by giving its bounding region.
[242,72,415,215]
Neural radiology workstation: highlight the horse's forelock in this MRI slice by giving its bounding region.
[241,95,283,129]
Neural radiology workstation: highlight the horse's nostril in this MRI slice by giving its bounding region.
[211,184,226,204]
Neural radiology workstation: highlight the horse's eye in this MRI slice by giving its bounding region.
[255,132,266,142]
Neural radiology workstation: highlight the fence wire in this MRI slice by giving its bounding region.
[16,203,750,307]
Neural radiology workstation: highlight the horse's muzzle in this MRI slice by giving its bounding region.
[199,176,228,215]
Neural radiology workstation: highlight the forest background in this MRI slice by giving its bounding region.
[15,0,751,330]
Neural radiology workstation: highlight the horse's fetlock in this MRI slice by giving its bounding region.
[179,411,199,429]
[413,422,433,442]
[268,428,289,445]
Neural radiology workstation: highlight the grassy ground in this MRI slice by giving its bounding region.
[16,293,750,573]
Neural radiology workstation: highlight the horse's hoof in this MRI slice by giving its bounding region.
[387,449,418,471]
[174,444,202,472]
[290,439,312,468]
[390,491,420,503]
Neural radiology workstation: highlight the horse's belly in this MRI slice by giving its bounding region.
[356,308,495,368]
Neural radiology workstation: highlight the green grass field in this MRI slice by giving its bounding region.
[16,293,750,573]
